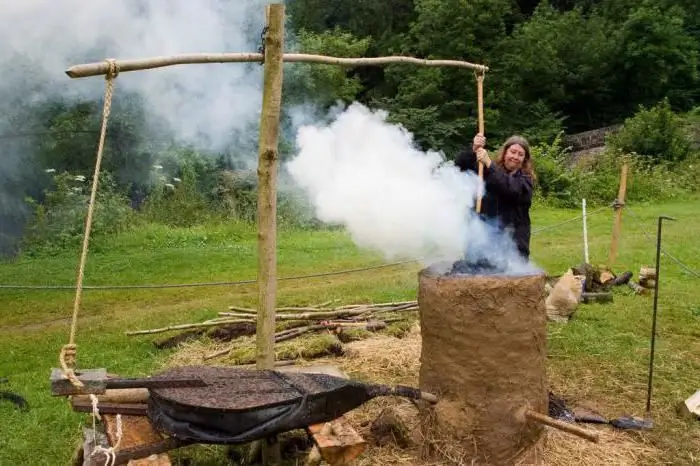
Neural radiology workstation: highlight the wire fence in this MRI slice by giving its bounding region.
[0,200,696,291]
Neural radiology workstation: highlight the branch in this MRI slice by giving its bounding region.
[65,53,488,79]
[125,318,254,336]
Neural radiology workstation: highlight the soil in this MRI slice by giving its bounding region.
[417,267,548,465]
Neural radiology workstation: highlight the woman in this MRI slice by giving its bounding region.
[454,133,536,259]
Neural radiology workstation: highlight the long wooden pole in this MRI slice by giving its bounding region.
[608,162,628,266]
[256,3,284,371]
[475,72,485,213]
[256,5,285,465]
[65,54,488,79]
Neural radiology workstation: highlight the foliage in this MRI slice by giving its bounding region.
[531,128,698,208]
[22,171,136,256]
[607,99,693,163]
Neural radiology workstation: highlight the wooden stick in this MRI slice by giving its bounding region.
[256,2,285,376]
[72,388,149,404]
[608,162,628,267]
[125,319,254,336]
[475,72,485,214]
[65,54,489,79]
[523,409,600,443]
[229,308,371,321]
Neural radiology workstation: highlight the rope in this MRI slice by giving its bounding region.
[59,59,119,388]
[1,204,614,292]
[1,260,418,291]
[531,204,611,235]
[88,394,123,466]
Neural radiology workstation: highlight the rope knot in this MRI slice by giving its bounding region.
[104,59,120,80]
[59,343,84,388]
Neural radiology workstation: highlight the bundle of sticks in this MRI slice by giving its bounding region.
[125,300,419,359]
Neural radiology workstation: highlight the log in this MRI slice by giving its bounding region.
[65,55,488,79]
[73,388,149,404]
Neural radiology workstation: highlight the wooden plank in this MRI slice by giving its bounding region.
[307,417,367,466]
[103,415,172,465]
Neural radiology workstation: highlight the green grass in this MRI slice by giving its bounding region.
[1,198,699,465]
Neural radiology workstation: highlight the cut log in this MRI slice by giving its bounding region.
[679,390,700,420]
[73,388,149,405]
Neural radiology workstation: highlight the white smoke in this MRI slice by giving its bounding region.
[0,0,270,152]
[286,102,540,275]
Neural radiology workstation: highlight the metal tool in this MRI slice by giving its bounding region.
[646,215,676,419]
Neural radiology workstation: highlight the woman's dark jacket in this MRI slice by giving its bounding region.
[454,147,533,259]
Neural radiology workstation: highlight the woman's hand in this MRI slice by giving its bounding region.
[472,133,486,152]
[476,148,492,168]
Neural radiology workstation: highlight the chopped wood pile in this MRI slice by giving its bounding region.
[125,300,419,361]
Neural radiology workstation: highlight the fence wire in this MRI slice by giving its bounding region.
[0,200,695,291]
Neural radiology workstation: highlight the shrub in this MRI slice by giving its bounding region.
[607,99,692,164]
[22,171,136,255]
[531,133,697,208]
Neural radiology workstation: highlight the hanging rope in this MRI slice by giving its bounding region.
[59,59,120,388]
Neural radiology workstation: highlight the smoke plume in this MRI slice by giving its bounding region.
[286,103,540,275]
[0,0,272,151]
[0,0,277,256]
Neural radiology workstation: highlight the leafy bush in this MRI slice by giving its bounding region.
[532,132,697,208]
[22,171,136,255]
[607,99,693,163]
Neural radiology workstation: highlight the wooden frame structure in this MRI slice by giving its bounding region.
[58,3,489,464]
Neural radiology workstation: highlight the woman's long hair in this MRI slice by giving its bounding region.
[495,135,537,182]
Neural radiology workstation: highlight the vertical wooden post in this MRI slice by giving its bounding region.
[475,72,485,213]
[608,162,628,267]
[256,2,285,370]
[255,4,285,464]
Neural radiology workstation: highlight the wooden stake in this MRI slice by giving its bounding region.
[608,163,628,267]
[257,4,285,464]
[475,72,485,213]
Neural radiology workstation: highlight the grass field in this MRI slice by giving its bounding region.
[0,198,699,465]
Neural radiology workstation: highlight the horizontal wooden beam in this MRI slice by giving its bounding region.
[65,53,489,79]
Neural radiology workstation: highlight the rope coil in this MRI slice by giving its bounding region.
[60,59,119,388]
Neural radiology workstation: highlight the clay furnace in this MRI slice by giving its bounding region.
[417,261,548,465]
